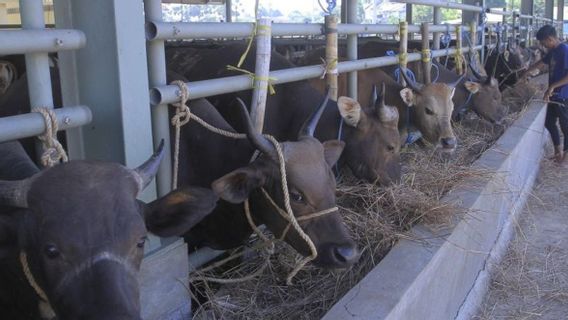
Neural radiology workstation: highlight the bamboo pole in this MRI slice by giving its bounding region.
[399,21,408,86]
[325,14,339,101]
[455,25,463,75]
[250,18,272,132]
[421,22,431,84]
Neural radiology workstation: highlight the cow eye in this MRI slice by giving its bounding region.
[289,190,304,203]
[137,237,147,249]
[387,145,395,152]
[44,244,60,259]
[425,107,435,115]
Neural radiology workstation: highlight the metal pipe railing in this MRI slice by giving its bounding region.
[391,0,482,12]
[0,29,86,55]
[150,45,483,106]
[144,0,173,197]
[0,106,92,143]
[146,21,478,41]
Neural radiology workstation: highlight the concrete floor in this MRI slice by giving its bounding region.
[473,153,568,320]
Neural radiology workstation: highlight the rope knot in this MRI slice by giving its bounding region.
[32,107,68,167]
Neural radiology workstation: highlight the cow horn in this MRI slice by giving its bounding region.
[449,62,467,88]
[369,84,378,109]
[376,82,397,122]
[468,60,487,82]
[235,97,276,157]
[0,178,33,208]
[133,140,165,193]
[400,67,422,92]
[298,86,331,138]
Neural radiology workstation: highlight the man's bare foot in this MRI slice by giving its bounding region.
[554,152,564,163]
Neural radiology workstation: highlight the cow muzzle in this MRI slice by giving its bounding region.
[440,137,457,151]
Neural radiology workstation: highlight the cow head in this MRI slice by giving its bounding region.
[464,61,505,123]
[0,142,218,319]
[399,68,460,152]
[337,83,401,185]
[212,94,359,269]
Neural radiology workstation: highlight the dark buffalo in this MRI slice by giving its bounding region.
[167,77,359,268]
[0,141,218,319]
[166,43,401,185]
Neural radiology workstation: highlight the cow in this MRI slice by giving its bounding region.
[301,43,461,153]
[166,43,401,185]
[167,79,359,268]
[0,140,218,319]
[484,36,526,90]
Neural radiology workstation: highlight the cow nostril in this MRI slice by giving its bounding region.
[441,138,456,148]
[333,245,359,264]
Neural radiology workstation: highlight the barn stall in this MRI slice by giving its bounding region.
[0,0,560,319]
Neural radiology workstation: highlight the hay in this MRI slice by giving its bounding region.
[190,79,543,320]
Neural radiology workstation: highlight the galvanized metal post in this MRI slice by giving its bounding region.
[145,0,173,198]
[226,0,232,22]
[406,4,413,40]
[325,14,339,101]
[346,0,357,99]
[421,22,431,84]
[558,0,564,39]
[512,10,517,44]
[250,18,272,132]
[19,0,54,110]
[433,7,441,62]
[399,21,408,86]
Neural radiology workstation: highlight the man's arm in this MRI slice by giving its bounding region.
[544,73,568,101]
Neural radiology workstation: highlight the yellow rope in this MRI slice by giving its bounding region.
[32,107,68,167]
[421,48,431,63]
[319,57,338,79]
[226,65,277,95]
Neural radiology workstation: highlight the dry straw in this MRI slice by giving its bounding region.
[189,80,542,320]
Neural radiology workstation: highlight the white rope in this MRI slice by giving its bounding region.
[32,107,68,167]
[20,252,56,319]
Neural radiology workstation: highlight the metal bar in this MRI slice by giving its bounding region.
[151,46,483,106]
[346,0,357,99]
[487,8,513,16]
[146,21,477,41]
[0,106,92,143]
[19,0,56,161]
[145,0,173,197]
[0,30,86,55]
[250,18,271,132]
[225,0,232,22]
[391,0,482,12]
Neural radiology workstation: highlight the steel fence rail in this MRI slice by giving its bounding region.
[0,29,86,55]
[150,45,482,105]
[146,21,479,41]
[0,106,92,143]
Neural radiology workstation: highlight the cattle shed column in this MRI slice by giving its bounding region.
[346,0,358,99]
[558,0,564,39]
[521,0,534,41]
[462,0,482,25]
[545,0,554,21]
[54,1,190,319]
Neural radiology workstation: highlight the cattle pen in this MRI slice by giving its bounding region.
[0,0,561,319]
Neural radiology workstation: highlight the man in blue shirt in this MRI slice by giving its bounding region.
[523,25,568,162]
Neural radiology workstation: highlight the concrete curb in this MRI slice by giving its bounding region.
[322,100,548,320]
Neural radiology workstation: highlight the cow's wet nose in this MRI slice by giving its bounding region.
[441,137,457,149]
[333,244,359,264]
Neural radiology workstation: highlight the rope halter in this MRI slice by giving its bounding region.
[32,107,68,167]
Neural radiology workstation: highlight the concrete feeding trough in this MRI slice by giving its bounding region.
[323,99,548,320]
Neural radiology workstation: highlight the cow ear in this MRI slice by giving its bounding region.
[399,88,415,106]
[323,140,345,167]
[144,187,218,237]
[212,164,269,204]
[337,96,363,127]
[464,81,481,94]
[0,214,19,260]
